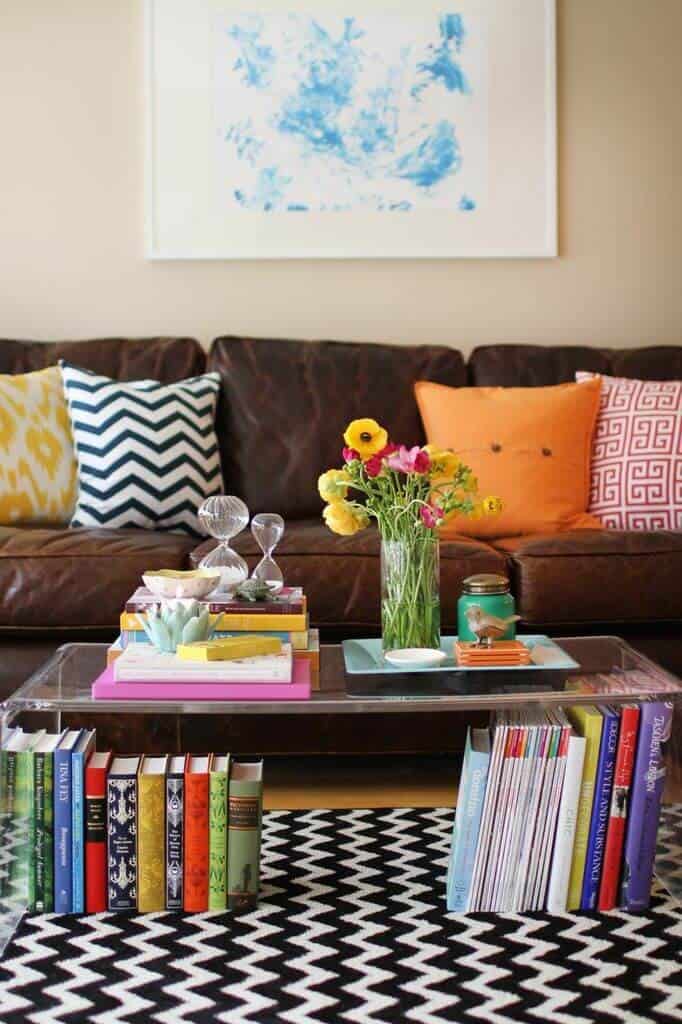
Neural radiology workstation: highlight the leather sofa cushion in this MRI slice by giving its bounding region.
[468,344,682,387]
[496,529,682,625]
[0,527,197,630]
[0,337,206,382]
[193,520,507,632]
[207,336,466,519]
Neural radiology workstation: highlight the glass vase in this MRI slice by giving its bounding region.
[380,534,441,652]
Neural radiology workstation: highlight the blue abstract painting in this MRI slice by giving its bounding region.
[213,12,486,213]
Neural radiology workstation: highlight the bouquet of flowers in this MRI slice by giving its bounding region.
[319,418,501,651]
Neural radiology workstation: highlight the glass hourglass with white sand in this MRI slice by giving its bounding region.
[251,513,285,593]
[197,495,250,594]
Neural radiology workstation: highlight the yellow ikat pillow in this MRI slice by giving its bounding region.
[0,366,77,524]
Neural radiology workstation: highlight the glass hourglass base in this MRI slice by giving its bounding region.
[252,557,284,593]
[199,543,248,595]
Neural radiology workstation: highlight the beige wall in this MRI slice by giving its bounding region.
[1,0,680,353]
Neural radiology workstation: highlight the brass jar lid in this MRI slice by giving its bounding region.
[462,573,510,595]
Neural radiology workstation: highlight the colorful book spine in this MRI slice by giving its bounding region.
[72,732,96,914]
[54,741,76,913]
[598,705,640,911]
[565,706,604,910]
[184,757,211,912]
[10,739,40,905]
[0,745,17,898]
[208,756,230,911]
[137,758,167,913]
[621,702,674,911]
[32,749,54,912]
[85,752,112,913]
[546,734,587,913]
[120,612,307,632]
[165,758,184,910]
[447,728,490,912]
[106,757,139,911]
[227,761,263,911]
[581,706,620,910]
[91,661,311,701]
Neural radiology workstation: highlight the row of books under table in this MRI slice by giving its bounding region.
[1,728,263,915]
[97,585,318,699]
[447,699,672,914]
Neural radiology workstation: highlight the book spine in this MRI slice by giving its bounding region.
[0,750,15,897]
[166,773,184,910]
[208,772,228,910]
[566,712,602,911]
[33,752,52,912]
[10,750,32,905]
[447,739,490,912]
[581,711,620,910]
[122,628,309,649]
[184,774,209,912]
[54,748,73,913]
[598,706,640,911]
[546,735,587,913]
[621,702,673,911]
[85,769,107,913]
[137,775,166,912]
[107,774,138,910]
[227,778,263,911]
[72,753,85,914]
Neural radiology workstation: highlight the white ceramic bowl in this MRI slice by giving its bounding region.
[383,648,448,669]
[142,569,222,600]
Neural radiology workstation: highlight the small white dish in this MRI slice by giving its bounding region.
[383,648,448,669]
[142,569,222,600]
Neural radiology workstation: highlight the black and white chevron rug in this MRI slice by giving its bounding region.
[1,806,681,1024]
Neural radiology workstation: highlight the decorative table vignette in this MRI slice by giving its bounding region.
[319,418,501,652]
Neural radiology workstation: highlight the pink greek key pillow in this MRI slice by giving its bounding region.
[576,372,682,530]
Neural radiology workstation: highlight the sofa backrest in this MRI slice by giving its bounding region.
[207,336,466,519]
[468,344,682,386]
[0,337,206,382]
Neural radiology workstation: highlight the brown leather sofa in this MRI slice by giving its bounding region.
[1,335,681,752]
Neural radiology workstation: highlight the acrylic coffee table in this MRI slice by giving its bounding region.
[1,636,681,953]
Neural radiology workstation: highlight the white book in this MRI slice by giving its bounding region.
[535,718,570,909]
[546,734,587,913]
[482,712,519,912]
[467,713,509,912]
[113,643,293,683]
[522,719,557,910]
[500,713,542,911]
[512,716,549,911]
[492,714,530,911]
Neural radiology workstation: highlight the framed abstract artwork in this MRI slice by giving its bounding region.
[145,0,556,258]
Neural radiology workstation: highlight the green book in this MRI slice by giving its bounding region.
[227,761,263,912]
[0,728,21,897]
[208,755,230,911]
[32,733,64,912]
[8,730,45,907]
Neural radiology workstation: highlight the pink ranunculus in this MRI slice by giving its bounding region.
[343,446,360,463]
[420,503,444,528]
[386,445,432,474]
[364,443,401,478]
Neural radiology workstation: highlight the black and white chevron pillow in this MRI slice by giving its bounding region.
[60,362,224,535]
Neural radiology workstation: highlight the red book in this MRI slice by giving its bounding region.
[184,755,212,911]
[85,751,113,913]
[598,704,641,910]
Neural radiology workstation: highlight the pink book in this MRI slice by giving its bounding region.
[91,658,311,701]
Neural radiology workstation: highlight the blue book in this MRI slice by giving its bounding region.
[447,727,491,912]
[580,706,620,910]
[71,730,96,913]
[53,730,83,913]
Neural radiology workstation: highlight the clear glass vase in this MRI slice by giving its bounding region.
[380,534,441,652]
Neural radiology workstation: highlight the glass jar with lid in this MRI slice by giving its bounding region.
[457,574,516,642]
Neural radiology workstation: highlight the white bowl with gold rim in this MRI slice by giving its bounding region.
[142,568,222,600]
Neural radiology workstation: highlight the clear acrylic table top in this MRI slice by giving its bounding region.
[2,636,681,725]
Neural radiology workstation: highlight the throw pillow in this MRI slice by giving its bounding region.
[60,362,224,535]
[0,366,77,525]
[414,378,602,538]
[576,372,681,530]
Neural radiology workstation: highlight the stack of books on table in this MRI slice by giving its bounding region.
[1,726,263,914]
[447,700,673,914]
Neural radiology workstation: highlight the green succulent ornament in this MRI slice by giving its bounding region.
[234,579,276,603]
[139,600,223,654]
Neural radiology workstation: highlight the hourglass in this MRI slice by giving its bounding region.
[251,513,285,593]
[198,495,250,594]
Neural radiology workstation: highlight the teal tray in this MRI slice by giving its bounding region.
[342,635,580,674]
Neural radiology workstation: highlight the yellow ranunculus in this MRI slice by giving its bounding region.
[318,468,351,503]
[462,471,478,494]
[343,418,388,460]
[322,500,369,536]
[424,445,461,477]
[482,496,503,515]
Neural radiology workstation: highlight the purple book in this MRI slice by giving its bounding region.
[620,701,673,911]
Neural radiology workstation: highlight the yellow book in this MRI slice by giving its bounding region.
[177,636,282,661]
[120,611,307,632]
[137,756,168,912]
[565,706,603,910]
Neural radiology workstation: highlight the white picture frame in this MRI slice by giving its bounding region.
[145,0,556,259]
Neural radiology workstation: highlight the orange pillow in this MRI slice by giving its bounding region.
[414,378,602,539]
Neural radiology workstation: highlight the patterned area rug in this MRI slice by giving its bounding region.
[1,806,681,1024]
